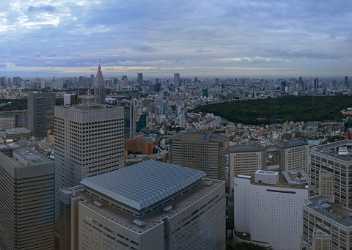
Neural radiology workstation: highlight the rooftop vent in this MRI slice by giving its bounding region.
[338,146,349,156]
[133,219,146,227]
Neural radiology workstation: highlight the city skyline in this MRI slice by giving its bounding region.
[0,0,351,77]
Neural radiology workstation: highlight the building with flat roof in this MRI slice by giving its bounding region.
[228,140,309,191]
[54,103,125,190]
[228,144,265,187]
[302,140,352,250]
[0,147,55,250]
[234,170,308,250]
[54,103,125,249]
[169,131,228,181]
[71,160,226,250]
[302,197,352,250]
[310,140,352,208]
[27,92,56,138]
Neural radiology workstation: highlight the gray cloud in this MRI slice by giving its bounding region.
[0,0,351,76]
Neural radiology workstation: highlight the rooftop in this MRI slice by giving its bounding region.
[172,131,227,144]
[307,196,352,228]
[228,144,265,153]
[79,178,223,234]
[312,140,352,162]
[278,139,308,149]
[81,160,206,212]
[13,147,48,165]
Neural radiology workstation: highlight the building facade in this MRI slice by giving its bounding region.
[27,92,56,137]
[54,104,125,190]
[234,171,308,250]
[71,160,226,250]
[169,132,227,180]
[302,140,352,249]
[0,147,55,250]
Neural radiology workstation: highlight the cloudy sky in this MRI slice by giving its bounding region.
[0,0,351,77]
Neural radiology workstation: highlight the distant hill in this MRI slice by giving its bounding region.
[194,96,352,125]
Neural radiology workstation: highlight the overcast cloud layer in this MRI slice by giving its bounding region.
[0,0,351,77]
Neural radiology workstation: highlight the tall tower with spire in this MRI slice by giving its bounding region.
[94,64,106,104]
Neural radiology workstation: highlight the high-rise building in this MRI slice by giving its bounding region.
[345,76,349,89]
[234,170,308,250]
[302,141,352,250]
[169,131,228,180]
[174,73,181,84]
[54,103,125,249]
[228,144,265,183]
[94,65,106,104]
[27,91,56,138]
[120,99,137,140]
[0,147,55,250]
[314,78,319,90]
[137,72,143,84]
[279,140,310,172]
[228,140,309,189]
[71,160,226,250]
[54,104,125,191]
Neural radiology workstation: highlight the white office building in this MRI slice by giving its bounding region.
[234,170,308,250]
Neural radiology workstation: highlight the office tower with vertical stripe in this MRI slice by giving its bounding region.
[0,147,55,250]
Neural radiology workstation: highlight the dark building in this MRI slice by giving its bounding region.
[27,92,55,138]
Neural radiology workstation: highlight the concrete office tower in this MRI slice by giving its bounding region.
[71,160,226,250]
[54,104,124,190]
[234,170,308,250]
[310,141,352,208]
[174,72,181,84]
[94,65,106,104]
[121,99,137,140]
[27,91,56,138]
[302,140,352,250]
[228,144,264,182]
[137,72,143,84]
[302,197,352,250]
[279,140,310,171]
[169,131,228,180]
[0,147,55,250]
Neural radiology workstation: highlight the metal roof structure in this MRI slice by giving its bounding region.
[81,160,206,211]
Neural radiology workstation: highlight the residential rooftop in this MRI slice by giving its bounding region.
[81,160,206,212]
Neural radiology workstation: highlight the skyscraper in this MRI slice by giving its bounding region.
[71,160,226,250]
[137,72,143,84]
[94,65,106,104]
[314,78,319,90]
[345,76,349,89]
[169,131,228,180]
[27,91,56,138]
[54,104,125,191]
[0,147,55,250]
[174,72,181,84]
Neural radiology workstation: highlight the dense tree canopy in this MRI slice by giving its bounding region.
[195,96,352,125]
